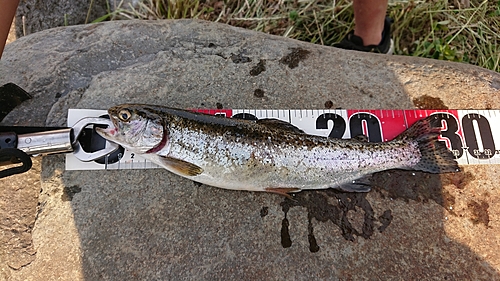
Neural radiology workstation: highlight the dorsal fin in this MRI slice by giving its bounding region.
[352,134,369,142]
[257,118,305,134]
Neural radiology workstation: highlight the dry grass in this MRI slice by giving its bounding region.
[93,0,500,72]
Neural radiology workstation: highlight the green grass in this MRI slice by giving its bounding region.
[94,0,500,72]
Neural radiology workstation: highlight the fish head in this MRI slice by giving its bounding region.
[96,104,165,153]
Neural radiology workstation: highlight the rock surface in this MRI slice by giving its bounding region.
[1,20,499,280]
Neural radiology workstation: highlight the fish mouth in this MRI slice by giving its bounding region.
[95,116,120,139]
[95,125,118,139]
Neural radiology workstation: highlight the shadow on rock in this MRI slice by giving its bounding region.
[272,169,498,279]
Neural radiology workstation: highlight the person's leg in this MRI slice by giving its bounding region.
[0,0,20,59]
[352,0,388,46]
[334,0,392,54]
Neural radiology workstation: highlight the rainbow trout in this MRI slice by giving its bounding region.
[96,104,459,195]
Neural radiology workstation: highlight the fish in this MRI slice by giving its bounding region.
[96,104,460,196]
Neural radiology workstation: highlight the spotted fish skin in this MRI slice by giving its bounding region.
[96,104,459,193]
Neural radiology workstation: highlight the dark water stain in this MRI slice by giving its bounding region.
[441,171,474,190]
[491,78,500,90]
[468,200,489,226]
[413,95,449,109]
[378,210,393,232]
[230,53,252,64]
[216,102,223,109]
[62,185,81,201]
[279,48,311,69]
[260,206,269,218]
[280,189,387,251]
[307,214,320,252]
[215,53,226,59]
[254,89,265,98]
[281,216,292,248]
[324,100,334,109]
[250,59,266,76]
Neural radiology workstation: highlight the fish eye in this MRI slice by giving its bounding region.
[118,109,131,121]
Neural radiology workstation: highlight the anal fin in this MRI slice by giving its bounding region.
[265,187,301,198]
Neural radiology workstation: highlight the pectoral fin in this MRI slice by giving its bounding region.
[336,176,371,192]
[159,156,203,176]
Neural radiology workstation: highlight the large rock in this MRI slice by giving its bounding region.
[1,20,499,280]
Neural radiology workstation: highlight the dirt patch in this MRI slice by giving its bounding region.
[0,158,40,278]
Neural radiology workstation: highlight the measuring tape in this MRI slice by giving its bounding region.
[66,108,500,170]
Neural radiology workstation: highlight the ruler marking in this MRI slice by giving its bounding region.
[473,119,484,153]
[464,147,471,165]
[403,110,408,129]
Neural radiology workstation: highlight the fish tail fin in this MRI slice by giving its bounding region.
[395,116,460,173]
